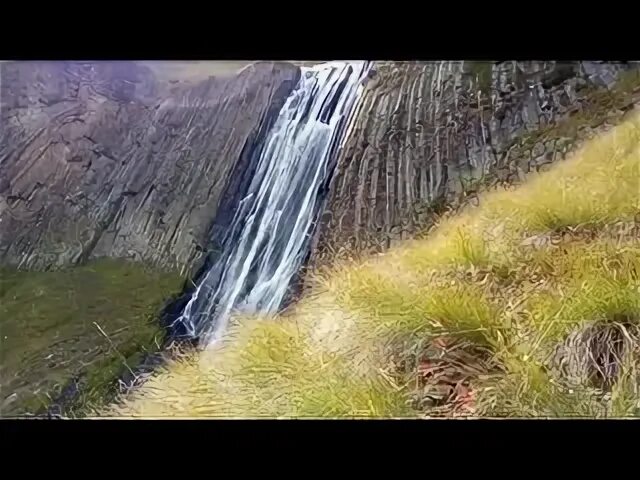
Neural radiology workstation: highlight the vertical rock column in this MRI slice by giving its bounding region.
[312,60,640,266]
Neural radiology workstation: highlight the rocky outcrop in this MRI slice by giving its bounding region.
[0,61,300,275]
[311,61,640,264]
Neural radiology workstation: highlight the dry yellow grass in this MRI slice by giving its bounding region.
[103,111,640,419]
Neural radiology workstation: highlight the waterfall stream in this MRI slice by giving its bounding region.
[175,61,370,345]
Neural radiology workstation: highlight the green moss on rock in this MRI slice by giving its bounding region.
[508,69,640,165]
[468,61,493,96]
[0,259,183,417]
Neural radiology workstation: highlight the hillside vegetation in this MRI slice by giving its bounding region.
[0,260,182,416]
[107,112,640,418]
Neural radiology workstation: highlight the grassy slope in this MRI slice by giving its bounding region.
[0,259,183,416]
[107,111,640,419]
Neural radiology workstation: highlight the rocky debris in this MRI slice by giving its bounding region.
[0,61,300,275]
[311,61,640,265]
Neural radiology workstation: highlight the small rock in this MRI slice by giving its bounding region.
[532,142,545,157]
[543,139,557,152]
[534,150,555,168]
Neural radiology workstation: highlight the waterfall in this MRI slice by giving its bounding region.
[175,61,370,346]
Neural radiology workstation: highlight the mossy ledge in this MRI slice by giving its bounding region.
[0,259,183,417]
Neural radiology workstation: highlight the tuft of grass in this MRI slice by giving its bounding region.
[609,353,640,417]
[105,312,412,418]
[475,362,608,418]
[523,240,639,326]
[109,111,640,418]
[332,265,500,348]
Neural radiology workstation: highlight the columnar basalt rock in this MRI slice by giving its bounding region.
[0,61,300,275]
[2,61,638,278]
[311,61,640,265]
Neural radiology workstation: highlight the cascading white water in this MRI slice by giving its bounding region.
[176,61,370,346]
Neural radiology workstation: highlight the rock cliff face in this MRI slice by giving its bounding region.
[311,61,640,264]
[0,61,300,275]
[5,61,637,277]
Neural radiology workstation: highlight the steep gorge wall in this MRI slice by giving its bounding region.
[2,60,638,284]
[0,61,300,275]
[311,61,640,264]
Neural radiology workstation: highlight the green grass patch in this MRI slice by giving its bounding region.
[0,259,183,417]
[468,61,493,96]
[334,266,500,347]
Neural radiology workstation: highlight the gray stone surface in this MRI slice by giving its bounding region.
[2,60,638,275]
[0,61,300,275]
[311,61,640,264]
